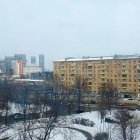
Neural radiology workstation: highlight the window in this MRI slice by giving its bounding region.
[88,82,92,85]
[101,65,104,68]
[137,70,140,73]
[122,65,126,68]
[122,69,126,73]
[101,61,105,64]
[101,78,105,81]
[88,66,92,69]
[122,79,127,82]
[122,74,127,77]
[101,83,105,86]
[122,83,127,87]
[101,70,105,73]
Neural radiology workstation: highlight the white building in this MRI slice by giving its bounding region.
[23,65,42,77]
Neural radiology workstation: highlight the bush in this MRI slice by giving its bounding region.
[94,132,108,140]
[72,117,95,127]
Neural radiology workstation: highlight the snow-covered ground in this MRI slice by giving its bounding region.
[69,110,140,140]
[7,128,86,140]
[0,109,140,140]
[0,102,51,116]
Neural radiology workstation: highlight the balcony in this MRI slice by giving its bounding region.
[138,83,140,89]
[137,74,140,79]
[137,65,140,69]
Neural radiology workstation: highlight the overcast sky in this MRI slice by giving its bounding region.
[0,0,140,70]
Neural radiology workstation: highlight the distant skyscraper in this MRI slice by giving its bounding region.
[39,54,45,71]
[14,54,26,71]
[31,56,36,65]
[5,56,14,74]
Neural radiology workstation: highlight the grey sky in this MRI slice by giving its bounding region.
[0,0,140,70]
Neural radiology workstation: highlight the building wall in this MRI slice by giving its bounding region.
[53,56,140,94]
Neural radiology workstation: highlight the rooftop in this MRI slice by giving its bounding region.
[54,54,140,62]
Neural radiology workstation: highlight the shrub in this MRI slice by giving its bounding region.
[94,132,108,140]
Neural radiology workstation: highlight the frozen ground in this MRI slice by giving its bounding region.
[0,110,140,140]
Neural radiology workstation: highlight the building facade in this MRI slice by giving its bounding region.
[54,55,140,95]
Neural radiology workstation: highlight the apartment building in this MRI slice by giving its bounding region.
[54,55,140,95]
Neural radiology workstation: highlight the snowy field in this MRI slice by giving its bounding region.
[0,109,140,140]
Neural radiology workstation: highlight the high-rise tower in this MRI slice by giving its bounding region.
[14,54,26,71]
[31,56,36,65]
[5,56,14,74]
[39,54,45,71]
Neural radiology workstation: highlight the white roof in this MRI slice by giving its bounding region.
[14,79,45,82]
[54,55,140,62]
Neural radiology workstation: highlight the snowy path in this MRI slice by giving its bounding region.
[63,126,93,140]
[0,125,89,140]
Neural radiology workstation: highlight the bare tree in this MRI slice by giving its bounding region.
[0,76,86,140]
[72,76,90,113]
[97,82,118,114]
[114,108,139,140]
[19,78,72,140]
[0,79,14,139]
[96,82,118,136]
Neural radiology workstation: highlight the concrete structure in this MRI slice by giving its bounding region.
[54,55,140,95]
[23,65,42,77]
[39,54,45,71]
[11,60,22,76]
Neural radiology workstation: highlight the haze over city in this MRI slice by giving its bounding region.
[0,0,140,70]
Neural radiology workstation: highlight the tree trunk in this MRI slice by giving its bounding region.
[122,128,127,140]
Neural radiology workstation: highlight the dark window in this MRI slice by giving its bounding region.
[122,74,127,77]
[122,83,127,87]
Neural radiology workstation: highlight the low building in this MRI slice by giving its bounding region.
[30,71,53,80]
[23,65,42,77]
